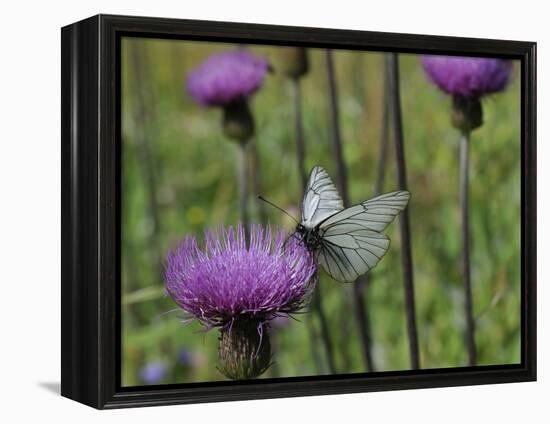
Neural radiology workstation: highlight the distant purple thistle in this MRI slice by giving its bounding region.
[421,56,513,98]
[187,50,269,107]
[140,362,167,384]
[164,224,316,330]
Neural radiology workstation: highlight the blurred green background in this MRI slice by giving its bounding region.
[121,37,521,386]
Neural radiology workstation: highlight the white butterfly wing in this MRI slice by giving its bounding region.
[301,166,344,228]
[317,229,390,282]
[319,190,411,232]
[317,190,410,282]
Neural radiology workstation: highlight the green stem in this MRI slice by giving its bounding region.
[325,49,349,205]
[326,48,374,372]
[312,282,336,373]
[352,280,374,371]
[376,70,391,194]
[386,52,420,370]
[290,77,324,373]
[128,43,161,258]
[292,78,308,188]
[306,311,324,374]
[248,138,267,224]
[352,63,392,373]
[460,131,477,365]
[237,143,249,241]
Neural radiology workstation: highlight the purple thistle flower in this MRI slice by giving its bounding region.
[421,56,513,98]
[164,224,316,330]
[187,50,269,107]
[140,362,167,384]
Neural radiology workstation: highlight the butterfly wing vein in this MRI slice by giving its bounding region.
[318,229,390,282]
[301,166,344,228]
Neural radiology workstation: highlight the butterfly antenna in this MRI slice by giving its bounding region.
[257,195,298,224]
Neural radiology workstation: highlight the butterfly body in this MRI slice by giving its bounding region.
[295,223,323,252]
[297,166,410,283]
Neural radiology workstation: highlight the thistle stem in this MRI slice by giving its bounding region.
[292,78,308,188]
[325,49,373,371]
[352,66,392,373]
[289,71,336,374]
[128,44,160,249]
[460,131,477,366]
[386,53,420,370]
[126,42,163,329]
[312,283,336,373]
[126,41,165,330]
[353,280,374,371]
[290,77,324,372]
[377,70,391,194]
[306,308,325,374]
[325,49,349,205]
[237,143,250,240]
[248,138,267,224]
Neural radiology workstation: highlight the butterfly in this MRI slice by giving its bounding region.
[294,166,410,283]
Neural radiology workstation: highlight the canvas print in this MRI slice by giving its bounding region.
[121,37,520,386]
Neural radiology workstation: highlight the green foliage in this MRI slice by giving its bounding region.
[121,38,521,386]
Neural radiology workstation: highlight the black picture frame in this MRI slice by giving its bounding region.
[61,14,537,409]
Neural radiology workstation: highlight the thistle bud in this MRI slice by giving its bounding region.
[218,319,271,380]
[222,98,255,144]
[276,47,309,79]
[451,95,483,134]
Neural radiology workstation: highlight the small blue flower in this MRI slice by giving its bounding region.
[140,362,167,384]
[177,348,194,367]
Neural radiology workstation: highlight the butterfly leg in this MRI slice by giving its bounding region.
[283,231,303,250]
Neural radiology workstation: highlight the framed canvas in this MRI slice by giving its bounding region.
[61,14,536,409]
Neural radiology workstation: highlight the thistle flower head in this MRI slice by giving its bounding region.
[421,56,513,98]
[187,50,269,107]
[165,225,315,380]
[164,224,317,330]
